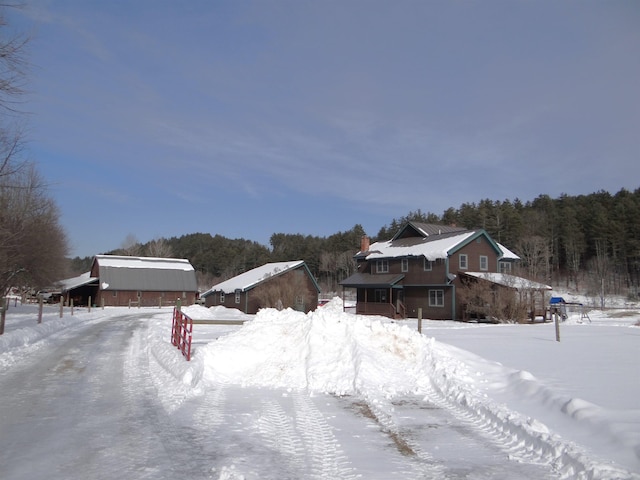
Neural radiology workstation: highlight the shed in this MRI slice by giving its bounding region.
[202,260,320,314]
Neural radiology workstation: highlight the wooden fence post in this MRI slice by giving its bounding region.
[417,307,423,334]
[38,297,43,324]
[88,296,92,313]
[59,298,64,318]
[0,297,6,335]
[554,311,561,342]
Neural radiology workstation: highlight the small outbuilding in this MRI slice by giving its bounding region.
[201,260,320,314]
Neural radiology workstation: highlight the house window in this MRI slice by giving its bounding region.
[376,260,389,273]
[220,292,225,303]
[459,254,468,270]
[424,258,433,271]
[499,261,512,273]
[480,255,488,271]
[374,289,387,303]
[235,290,241,304]
[401,258,409,272]
[429,289,444,307]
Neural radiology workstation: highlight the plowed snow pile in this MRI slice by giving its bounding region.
[202,299,429,395]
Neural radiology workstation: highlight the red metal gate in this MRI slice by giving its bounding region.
[171,307,193,361]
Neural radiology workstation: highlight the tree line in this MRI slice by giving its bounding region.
[376,189,640,300]
[67,187,640,301]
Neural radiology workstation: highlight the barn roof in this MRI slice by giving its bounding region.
[59,272,98,292]
[93,255,197,292]
[202,260,319,296]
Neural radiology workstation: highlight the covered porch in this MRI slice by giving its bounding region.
[339,273,406,319]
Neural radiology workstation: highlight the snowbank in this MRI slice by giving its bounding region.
[190,298,640,478]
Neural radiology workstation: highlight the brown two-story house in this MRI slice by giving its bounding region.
[340,222,531,320]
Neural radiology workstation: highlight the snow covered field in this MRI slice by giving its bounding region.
[0,297,638,479]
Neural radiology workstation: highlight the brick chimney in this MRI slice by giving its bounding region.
[360,235,370,253]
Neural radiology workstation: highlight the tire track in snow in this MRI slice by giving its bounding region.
[291,392,357,480]
[421,343,640,479]
[255,391,358,479]
[257,398,307,473]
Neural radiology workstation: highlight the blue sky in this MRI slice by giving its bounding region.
[10,1,640,257]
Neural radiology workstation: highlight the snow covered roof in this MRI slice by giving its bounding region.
[202,260,311,296]
[361,223,520,262]
[94,255,197,292]
[94,255,194,271]
[363,231,478,261]
[496,242,520,260]
[462,272,552,291]
[58,272,98,292]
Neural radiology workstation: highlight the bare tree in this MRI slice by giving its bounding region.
[0,6,69,298]
[253,270,314,312]
[516,235,551,283]
[119,234,141,256]
[0,164,68,296]
[145,238,173,258]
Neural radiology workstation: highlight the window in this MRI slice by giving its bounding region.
[429,289,444,307]
[220,292,225,303]
[423,258,433,271]
[401,258,409,272]
[235,290,241,304]
[479,255,488,271]
[499,261,512,273]
[376,260,389,273]
[374,289,387,303]
[459,254,468,270]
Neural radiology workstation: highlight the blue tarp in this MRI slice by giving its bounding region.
[550,297,566,304]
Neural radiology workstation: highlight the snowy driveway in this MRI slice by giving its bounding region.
[0,312,562,480]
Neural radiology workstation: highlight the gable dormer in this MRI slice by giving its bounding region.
[392,222,467,241]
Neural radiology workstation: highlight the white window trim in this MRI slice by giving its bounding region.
[220,292,225,303]
[235,291,241,304]
[401,258,409,272]
[376,260,389,274]
[423,258,433,271]
[429,289,444,307]
[479,255,488,271]
[459,254,468,270]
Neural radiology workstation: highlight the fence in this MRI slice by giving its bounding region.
[171,307,193,361]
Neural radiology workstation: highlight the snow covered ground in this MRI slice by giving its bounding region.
[0,297,638,479]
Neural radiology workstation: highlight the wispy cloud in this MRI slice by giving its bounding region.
[12,1,640,255]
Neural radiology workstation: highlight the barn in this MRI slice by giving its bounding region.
[61,255,199,307]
